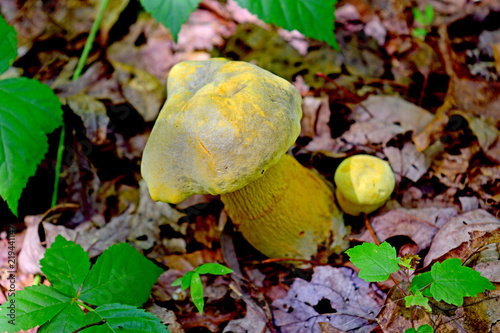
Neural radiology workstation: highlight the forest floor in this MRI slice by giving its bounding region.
[1,0,500,332]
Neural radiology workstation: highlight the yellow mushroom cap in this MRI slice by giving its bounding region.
[141,58,302,204]
[334,155,395,216]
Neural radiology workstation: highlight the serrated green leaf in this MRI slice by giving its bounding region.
[40,235,91,297]
[428,258,495,306]
[346,242,400,282]
[195,263,233,275]
[38,302,85,333]
[0,77,63,216]
[190,272,204,313]
[181,271,195,291]
[79,243,164,306]
[139,0,202,42]
[82,303,169,333]
[0,285,71,333]
[405,291,431,312]
[235,0,339,49]
[0,15,17,75]
[410,272,433,297]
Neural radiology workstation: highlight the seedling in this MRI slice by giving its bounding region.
[412,4,434,39]
[347,241,495,332]
[0,236,167,333]
[172,263,233,313]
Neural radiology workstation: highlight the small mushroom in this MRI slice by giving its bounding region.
[334,155,395,216]
[141,58,347,259]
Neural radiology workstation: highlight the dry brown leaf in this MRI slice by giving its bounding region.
[67,94,109,145]
[355,208,457,252]
[430,146,478,189]
[384,143,429,183]
[147,304,185,333]
[111,61,165,122]
[128,180,185,251]
[424,209,500,266]
[17,215,45,274]
[272,266,384,332]
[463,287,500,333]
[193,214,220,249]
[223,300,269,333]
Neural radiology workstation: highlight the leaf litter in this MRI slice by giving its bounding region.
[2,0,500,332]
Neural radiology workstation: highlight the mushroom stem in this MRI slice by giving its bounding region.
[221,154,347,259]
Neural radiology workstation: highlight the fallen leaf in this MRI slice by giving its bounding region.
[272,266,384,332]
[424,209,500,266]
[355,208,457,253]
[463,287,500,333]
[384,143,429,183]
[223,300,268,332]
[111,61,165,122]
[128,180,185,250]
[67,93,109,145]
[17,215,45,274]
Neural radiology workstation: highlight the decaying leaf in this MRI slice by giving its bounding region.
[355,208,457,253]
[67,93,109,145]
[424,209,500,266]
[272,266,384,332]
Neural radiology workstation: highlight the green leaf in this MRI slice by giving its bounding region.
[0,285,71,333]
[40,235,91,297]
[190,272,204,313]
[139,0,202,42]
[38,302,85,333]
[427,258,495,306]
[410,272,433,297]
[0,77,63,216]
[234,0,339,50]
[181,271,195,291]
[171,277,183,287]
[79,243,164,306]
[412,7,425,25]
[346,242,400,282]
[195,263,233,275]
[423,4,434,24]
[404,326,434,333]
[412,28,428,39]
[417,324,434,333]
[0,15,17,75]
[405,291,431,312]
[82,303,169,333]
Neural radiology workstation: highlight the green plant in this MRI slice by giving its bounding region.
[139,0,339,49]
[172,263,233,313]
[0,235,167,333]
[412,4,434,39]
[0,15,63,217]
[346,242,495,332]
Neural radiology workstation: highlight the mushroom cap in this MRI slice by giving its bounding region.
[141,58,302,204]
[334,155,395,216]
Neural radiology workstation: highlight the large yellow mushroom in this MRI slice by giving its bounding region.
[141,58,347,259]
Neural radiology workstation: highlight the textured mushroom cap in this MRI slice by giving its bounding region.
[334,155,395,216]
[141,58,302,203]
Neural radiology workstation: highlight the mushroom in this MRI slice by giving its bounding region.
[334,155,395,216]
[141,58,347,259]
